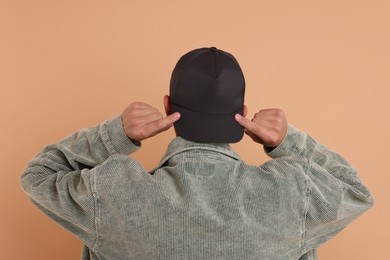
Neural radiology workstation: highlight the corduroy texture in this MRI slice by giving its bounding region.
[20,115,373,260]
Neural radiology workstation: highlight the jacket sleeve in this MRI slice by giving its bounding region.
[20,115,140,248]
[266,124,374,252]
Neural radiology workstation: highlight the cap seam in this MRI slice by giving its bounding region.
[213,51,218,78]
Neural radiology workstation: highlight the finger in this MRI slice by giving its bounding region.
[251,117,277,131]
[257,109,274,115]
[122,103,155,121]
[129,102,152,109]
[253,107,284,119]
[130,107,160,117]
[142,112,181,138]
[235,113,269,139]
[255,108,282,115]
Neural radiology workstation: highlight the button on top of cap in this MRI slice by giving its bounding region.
[210,47,217,51]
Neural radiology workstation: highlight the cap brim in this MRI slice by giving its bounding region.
[172,103,244,143]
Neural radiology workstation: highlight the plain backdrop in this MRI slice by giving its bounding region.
[1,1,389,259]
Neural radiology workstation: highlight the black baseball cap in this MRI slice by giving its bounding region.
[169,47,245,143]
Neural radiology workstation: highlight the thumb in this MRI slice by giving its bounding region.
[235,114,258,133]
[234,113,268,144]
[143,112,181,139]
[158,112,181,131]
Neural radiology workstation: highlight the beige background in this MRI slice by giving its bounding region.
[1,0,389,259]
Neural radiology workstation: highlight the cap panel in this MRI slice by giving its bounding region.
[169,48,210,99]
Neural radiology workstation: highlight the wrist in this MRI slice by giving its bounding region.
[106,115,141,154]
[264,124,303,158]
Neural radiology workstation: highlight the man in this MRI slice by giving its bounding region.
[21,47,373,259]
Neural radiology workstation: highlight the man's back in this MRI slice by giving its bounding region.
[94,141,306,259]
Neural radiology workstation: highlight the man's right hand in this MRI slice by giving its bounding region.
[121,102,181,142]
[235,108,288,149]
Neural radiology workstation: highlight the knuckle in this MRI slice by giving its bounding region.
[130,102,145,109]
[257,110,264,115]
[275,109,284,117]
[156,112,163,119]
[249,122,258,133]
[129,103,139,110]
[273,117,283,126]
[156,119,166,128]
[273,124,282,132]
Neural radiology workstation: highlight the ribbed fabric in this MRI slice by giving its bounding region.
[20,115,373,260]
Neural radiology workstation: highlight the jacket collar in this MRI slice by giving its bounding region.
[150,137,241,173]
